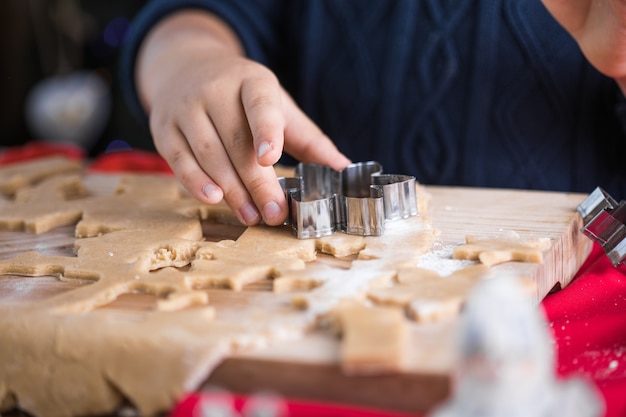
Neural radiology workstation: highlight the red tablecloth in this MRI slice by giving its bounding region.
[544,244,626,417]
[2,142,625,417]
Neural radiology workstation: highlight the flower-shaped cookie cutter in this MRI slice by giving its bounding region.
[577,187,626,266]
[279,161,419,239]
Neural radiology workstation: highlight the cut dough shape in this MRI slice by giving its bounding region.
[367,264,490,322]
[14,174,88,203]
[156,290,210,311]
[335,301,409,375]
[0,156,82,198]
[315,234,365,258]
[0,172,86,233]
[452,232,552,267]
[274,215,437,319]
[186,225,317,291]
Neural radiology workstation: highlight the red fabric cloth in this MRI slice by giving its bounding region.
[0,141,172,174]
[88,149,173,174]
[170,395,417,417]
[2,142,625,416]
[543,244,626,417]
[0,141,84,164]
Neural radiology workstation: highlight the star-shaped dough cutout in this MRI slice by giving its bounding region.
[452,233,551,267]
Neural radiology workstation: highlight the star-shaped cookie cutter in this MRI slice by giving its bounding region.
[577,187,626,266]
[279,161,419,238]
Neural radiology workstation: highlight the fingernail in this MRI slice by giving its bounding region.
[257,142,272,160]
[202,183,220,202]
[263,200,281,220]
[239,202,261,225]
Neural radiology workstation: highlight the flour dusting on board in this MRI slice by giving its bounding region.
[417,241,476,276]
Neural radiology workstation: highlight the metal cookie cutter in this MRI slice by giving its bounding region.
[279,161,418,239]
[577,187,626,266]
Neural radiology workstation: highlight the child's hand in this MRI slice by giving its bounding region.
[137,11,350,226]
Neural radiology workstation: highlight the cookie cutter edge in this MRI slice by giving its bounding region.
[279,161,419,239]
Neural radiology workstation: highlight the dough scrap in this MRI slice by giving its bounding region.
[334,301,409,375]
[367,264,490,322]
[0,156,82,198]
[452,232,552,267]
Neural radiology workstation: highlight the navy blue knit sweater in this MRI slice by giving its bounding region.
[120,0,626,198]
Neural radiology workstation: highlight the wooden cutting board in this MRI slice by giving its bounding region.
[203,186,592,413]
[0,183,591,415]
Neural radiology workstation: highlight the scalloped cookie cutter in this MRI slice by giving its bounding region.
[577,187,626,266]
[279,161,418,239]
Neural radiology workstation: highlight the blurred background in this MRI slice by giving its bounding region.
[0,0,153,156]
